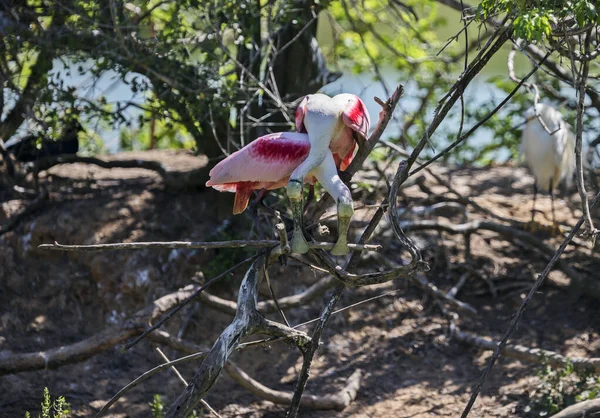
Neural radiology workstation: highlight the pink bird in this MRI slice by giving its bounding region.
[206,93,370,255]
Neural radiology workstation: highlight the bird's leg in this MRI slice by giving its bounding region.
[331,196,354,256]
[287,134,330,254]
[525,182,541,234]
[550,179,556,225]
[287,179,310,254]
[531,182,538,224]
[314,152,354,256]
[549,178,562,236]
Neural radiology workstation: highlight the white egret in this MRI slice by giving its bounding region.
[521,103,575,226]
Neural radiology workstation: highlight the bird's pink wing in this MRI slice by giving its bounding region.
[206,132,310,187]
[342,95,370,139]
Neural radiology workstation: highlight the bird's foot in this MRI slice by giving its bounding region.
[290,230,310,254]
[330,237,350,256]
[331,201,353,256]
[289,193,310,254]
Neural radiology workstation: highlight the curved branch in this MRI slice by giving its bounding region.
[402,219,597,296]
[228,363,361,411]
[551,399,600,418]
[0,284,200,376]
[164,255,311,418]
[198,276,336,315]
[149,330,361,411]
[451,325,600,373]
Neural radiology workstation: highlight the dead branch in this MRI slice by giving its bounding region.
[373,253,476,315]
[460,190,600,417]
[0,284,199,376]
[155,348,221,418]
[573,30,596,239]
[229,363,361,411]
[551,399,600,418]
[402,219,600,298]
[198,276,336,316]
[164,255,311,417]
[149,330,362,411]
[38,240,381,253]
[95,351,208,418]
[451,325,600,373]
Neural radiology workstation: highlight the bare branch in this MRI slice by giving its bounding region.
[150,330,361,411]
[573,30,597,239]
[0,284,201,376]
[551,399,600,418]
[198,276,336,316]
[38,240,381,253]
[165,255,311,417]
[95,351,208,418]
[451,325,600,373]
[460,190,600,417]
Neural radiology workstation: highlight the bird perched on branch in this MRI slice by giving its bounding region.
[206,93,370,255]
[6,119,82,163]
[521,103,575,227]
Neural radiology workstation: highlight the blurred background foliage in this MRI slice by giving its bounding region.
[1,0,599,174]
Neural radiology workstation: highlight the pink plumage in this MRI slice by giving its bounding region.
[207,93,371,215]
[206,132,311,214]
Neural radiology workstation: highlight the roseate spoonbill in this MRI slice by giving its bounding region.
[521,103,574,225]
[206,93,370,255]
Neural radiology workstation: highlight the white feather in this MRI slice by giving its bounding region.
[521,103,575,193]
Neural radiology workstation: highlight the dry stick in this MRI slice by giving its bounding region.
[460,190,600,418]
[125,253,260,350]
[150,330,362,411]
[95,351,207,418]
[155,348,221,418]
[373,253,476,315]
[451,325,600,373]
[0,281,210,377]
[574,31,596,239]
[403,219,586,286]
[551,399,600,418]
[164,255,312,418]
[38,240,381,253]
[379,140,516,226]
[198,276,337,316]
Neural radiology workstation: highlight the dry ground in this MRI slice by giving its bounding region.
[0,150,598,418]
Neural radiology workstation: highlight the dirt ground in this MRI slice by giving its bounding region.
[0,150,598,418]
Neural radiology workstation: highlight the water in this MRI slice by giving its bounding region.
[2,4,538,159]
